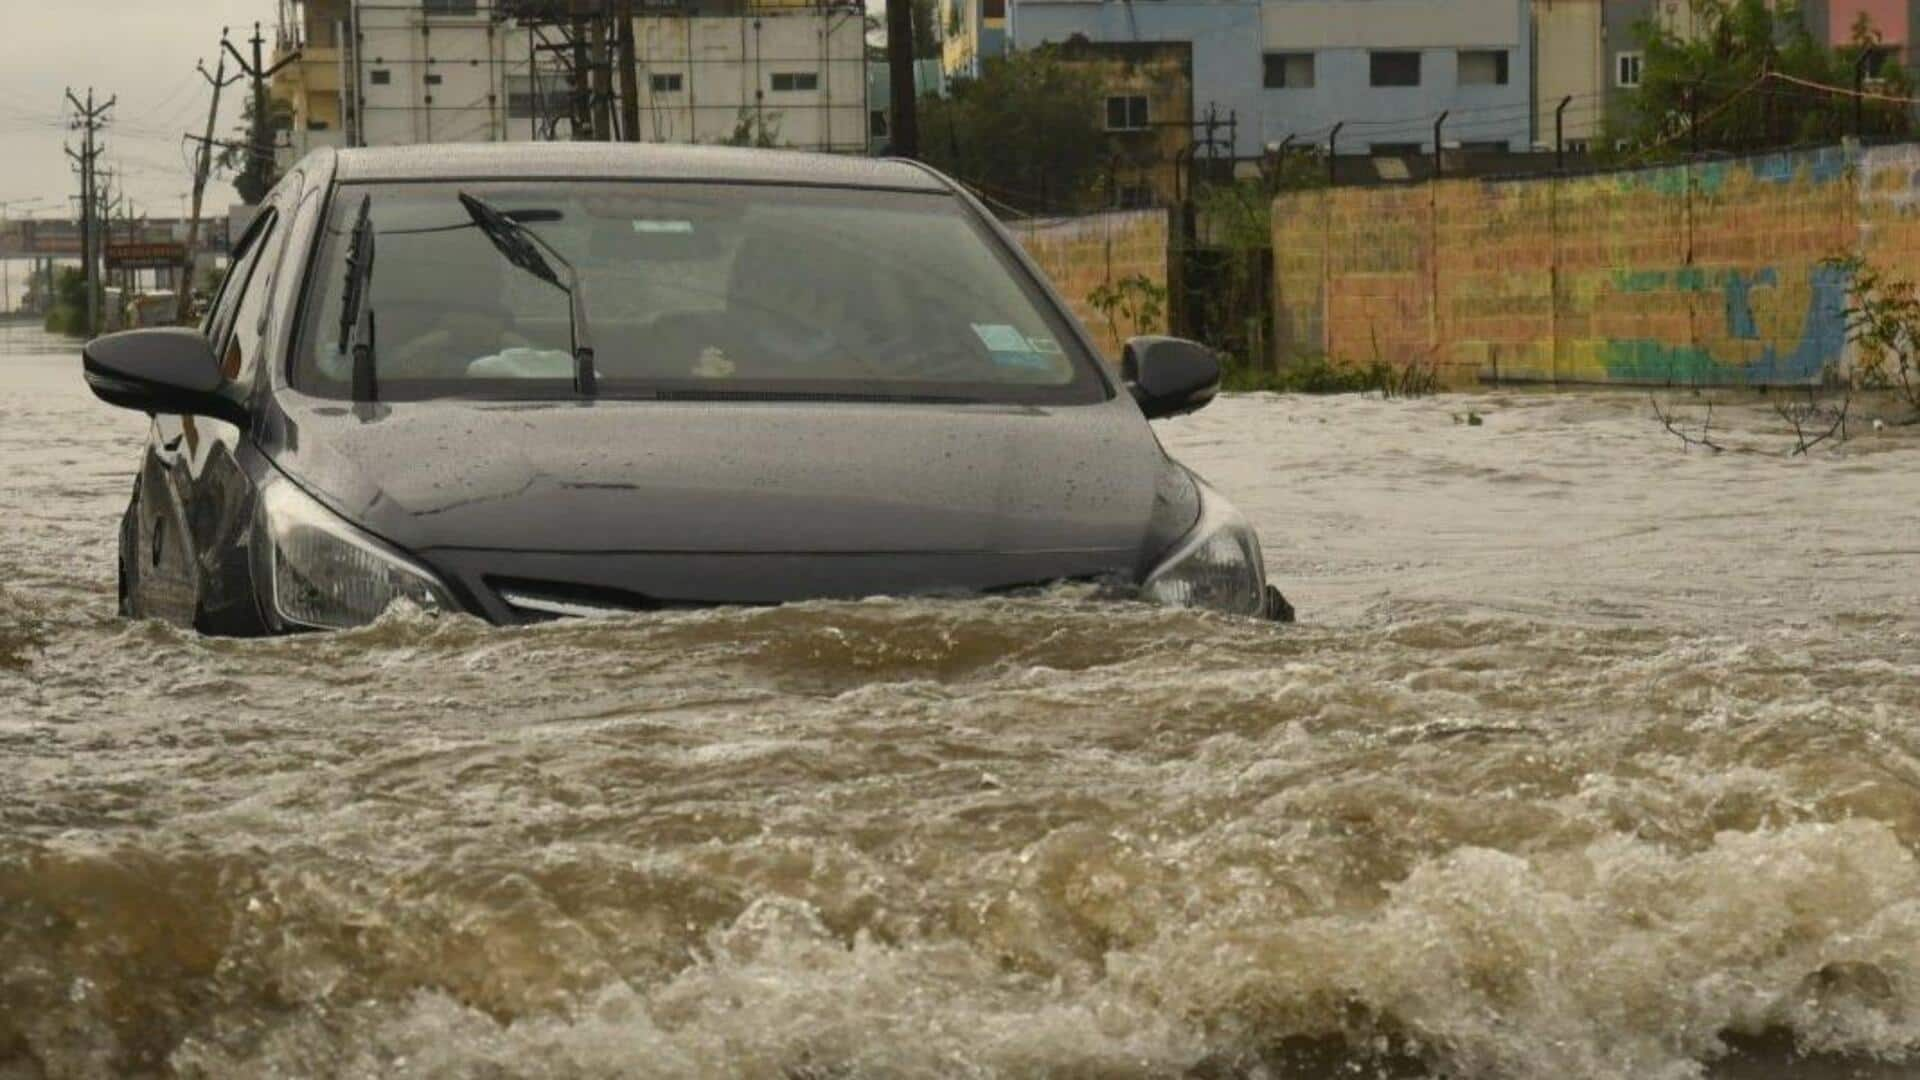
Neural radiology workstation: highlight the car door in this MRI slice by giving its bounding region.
[128,193,285,628]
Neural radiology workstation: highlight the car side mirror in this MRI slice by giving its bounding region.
[82,328,247,426]
[1122,336,1220,420]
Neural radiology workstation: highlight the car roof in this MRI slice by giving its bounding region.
[329,143,952,192]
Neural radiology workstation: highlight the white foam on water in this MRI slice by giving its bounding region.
[6,339,1920,1078]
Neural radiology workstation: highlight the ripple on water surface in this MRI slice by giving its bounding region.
[4,332,1920,1078]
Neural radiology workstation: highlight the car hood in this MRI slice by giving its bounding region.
[268,394,1172,566]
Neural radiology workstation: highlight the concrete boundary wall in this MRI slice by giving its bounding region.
[1013,209,1171,364]
[1272,144,1920,386]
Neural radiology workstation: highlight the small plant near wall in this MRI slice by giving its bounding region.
[1221,354,1438,397]
[1831,254,1920,415]
[1087,273,1166,345]
[723,109,782,148]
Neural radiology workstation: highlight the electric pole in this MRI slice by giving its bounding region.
[65,87,115,336]
[616,0,641,143]
[224,22,299,205]
[886,0,919,158]
[589,16,614,142]
[95,170,122,300]
[181,38,240,323]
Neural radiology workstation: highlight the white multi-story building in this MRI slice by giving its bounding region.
[272,0,868,164]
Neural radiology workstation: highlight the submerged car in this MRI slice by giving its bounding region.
[83,144,1289,634]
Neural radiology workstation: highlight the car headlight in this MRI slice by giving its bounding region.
[250,471,456,631]
[1143,476,1268,617]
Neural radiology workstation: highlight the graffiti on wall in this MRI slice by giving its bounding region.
[1272,145,1864,386]
[1595,264,1850,385]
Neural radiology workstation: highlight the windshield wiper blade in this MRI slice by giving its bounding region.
[457,191,597,397]
[340,194,377,402]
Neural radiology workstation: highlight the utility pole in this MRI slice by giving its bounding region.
[615,0,641,143]
[570,16,594,139]
[1555,95,1571,172]
[65,87,115,336]
[589,16,615,142]
[224,22,299,205]
[886,0,918,158]
[181,39,240,323]
[1855,50,1872,139]
[95,170,123,301]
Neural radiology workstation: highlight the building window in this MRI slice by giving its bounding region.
[370,68,392,86]
[770,72,819,92]
[651,72,683,93]
[1105,95,1149,131]
[1458,50,1509,86]
[506,73,568,119]
[1566,138,1591,155]
[1263,52,1315,89]
[1369,142,1422,156]
[1616,51,1643,88]
[423,0,478,13]
[424,73,443,85]
[1370,51,1422,87]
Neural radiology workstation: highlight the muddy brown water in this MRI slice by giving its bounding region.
[5,319,1920,1079]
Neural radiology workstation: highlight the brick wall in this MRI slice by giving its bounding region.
[1013,209,1171,364]
[1274,145,1869,386]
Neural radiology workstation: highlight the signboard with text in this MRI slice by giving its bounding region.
[105,242,188,271]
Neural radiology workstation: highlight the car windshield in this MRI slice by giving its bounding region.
[292,181,1108,405]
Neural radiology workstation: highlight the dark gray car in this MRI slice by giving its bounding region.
[81,144,1288,633]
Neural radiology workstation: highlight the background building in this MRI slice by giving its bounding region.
[1011,0,1265,158]
[1054,39,1196,206]
[941,0,1009,80]
[1533,0,1605,153]
[1256,0,1535,154]
[272,0,868,164]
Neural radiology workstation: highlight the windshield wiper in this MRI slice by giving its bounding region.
[340,194,378,402]
[457,192,597,397]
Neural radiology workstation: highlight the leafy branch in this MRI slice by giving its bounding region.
[1087,273,1167,345]
[1830,254,1920,414]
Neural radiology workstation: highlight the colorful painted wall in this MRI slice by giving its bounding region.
[1014,209,1171,363]
[1273,145,1879,385]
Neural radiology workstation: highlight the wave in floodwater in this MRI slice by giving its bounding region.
[5,322,1920,1079]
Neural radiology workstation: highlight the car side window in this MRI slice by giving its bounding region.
[200,212,266,338]
[204,209,280,382]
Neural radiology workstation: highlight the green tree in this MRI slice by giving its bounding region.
[1608,0,1912,159]
[914,0,943,60]
[723,108,782,148]
[42,266,93,337]
[218,94,294,206]
[918,48,1105,213]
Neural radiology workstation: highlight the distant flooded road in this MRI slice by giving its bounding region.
[5,319,1920,1079]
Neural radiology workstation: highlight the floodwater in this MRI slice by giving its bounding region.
[5,317,1920,1080]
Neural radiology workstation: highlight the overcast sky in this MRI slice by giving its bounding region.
[0,1,278,222]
